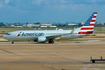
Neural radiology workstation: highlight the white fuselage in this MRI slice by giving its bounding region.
[3,29,85,42]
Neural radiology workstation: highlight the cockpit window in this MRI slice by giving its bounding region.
[6,33,11,35]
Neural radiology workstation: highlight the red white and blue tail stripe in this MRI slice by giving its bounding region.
[78,12,97,34]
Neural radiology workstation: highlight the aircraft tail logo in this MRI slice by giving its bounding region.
[78,12,97,34]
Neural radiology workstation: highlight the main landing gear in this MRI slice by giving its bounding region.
[48,39,54,44]
[12,42,14,44]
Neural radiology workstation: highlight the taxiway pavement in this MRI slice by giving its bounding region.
[0,38,105,70]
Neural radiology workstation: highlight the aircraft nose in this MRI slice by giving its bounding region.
[3,35,6,39]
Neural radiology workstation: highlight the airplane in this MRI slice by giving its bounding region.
[3,12,97,44]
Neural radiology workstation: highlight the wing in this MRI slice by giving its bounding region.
[46,34,64,40]
[46,29,74,40]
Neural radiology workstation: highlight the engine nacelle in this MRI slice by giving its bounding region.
[38,37,47,43]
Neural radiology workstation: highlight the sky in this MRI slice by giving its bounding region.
[0,0,105,23]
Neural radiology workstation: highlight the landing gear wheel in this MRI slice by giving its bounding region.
[92,60,95,63]
[12,42,14,44]
[48,39,54,44]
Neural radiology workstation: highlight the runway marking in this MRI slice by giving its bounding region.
[80,64,92,70]
[0,49,21,56]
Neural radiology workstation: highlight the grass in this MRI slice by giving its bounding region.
[0,41,10,42]
[0,26,105,33]
[0,26,81,33]
[0,26,105,35]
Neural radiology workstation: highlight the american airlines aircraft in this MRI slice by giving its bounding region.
[3,12,97,44]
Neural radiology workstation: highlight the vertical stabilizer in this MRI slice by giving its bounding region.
[78,12,97,34]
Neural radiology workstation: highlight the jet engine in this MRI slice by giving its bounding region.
[37,37,47,43]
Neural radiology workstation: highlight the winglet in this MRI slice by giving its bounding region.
[70,28,75,34]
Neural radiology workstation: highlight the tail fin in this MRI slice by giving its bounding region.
[78,12,97,34]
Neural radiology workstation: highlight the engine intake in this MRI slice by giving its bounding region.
[38,37,47,43]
